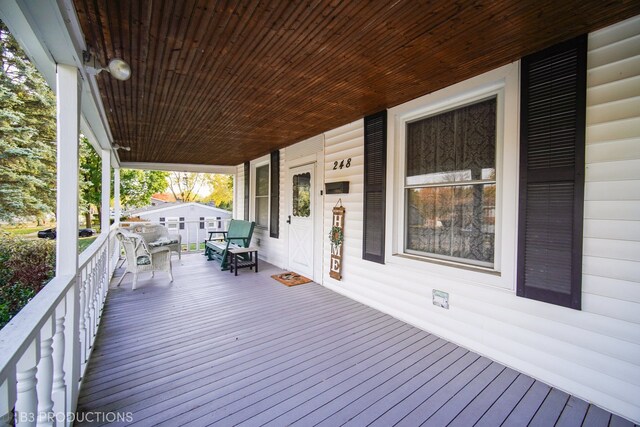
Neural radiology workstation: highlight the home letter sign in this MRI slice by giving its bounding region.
[329,206,345,280]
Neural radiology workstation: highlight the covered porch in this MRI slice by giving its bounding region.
[1,0,640,425]
[75,253,625,426]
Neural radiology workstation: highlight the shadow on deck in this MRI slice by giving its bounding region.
[76,253,630,426]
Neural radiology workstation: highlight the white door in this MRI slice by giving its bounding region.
[287,163,314,278]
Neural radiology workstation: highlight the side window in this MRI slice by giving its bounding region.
[254,164,269,228]
[405,97,497,268]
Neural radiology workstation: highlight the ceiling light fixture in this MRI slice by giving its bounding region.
[113,144,131,151]
[84,52,131,81]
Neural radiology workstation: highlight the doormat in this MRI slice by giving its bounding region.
[271,272,312,287]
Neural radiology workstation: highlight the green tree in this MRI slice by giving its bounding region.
[79,137,101,228]
[120,169,169,209]
[168,172,207,202]
[204,174,233,210]
[0,21,56,223]
[79,138,169,225]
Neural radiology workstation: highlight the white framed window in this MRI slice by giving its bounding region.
[390,63,519,289]
[205,217,220,229]
[165,217,179,230]
[405,96,497,268]
[254,163,269,228]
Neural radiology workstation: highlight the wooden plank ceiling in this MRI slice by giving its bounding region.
[73,0,640,166]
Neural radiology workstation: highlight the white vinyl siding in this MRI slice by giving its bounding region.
[583,16,640,329]
[323,120,365,285]
[319,16,640,423]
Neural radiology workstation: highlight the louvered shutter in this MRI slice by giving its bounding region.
[270,150,280,238]
[244,162,250,221]
[179,217,185,230]
[517,35,587,310]
[363,111,387,263]
[199,217,204,229]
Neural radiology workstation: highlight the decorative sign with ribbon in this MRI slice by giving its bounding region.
[329,201,345,280]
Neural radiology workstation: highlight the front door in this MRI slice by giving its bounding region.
[287,163,314,278]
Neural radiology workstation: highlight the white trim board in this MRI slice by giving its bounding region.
[129,202,231,216]
[121,162,237,174]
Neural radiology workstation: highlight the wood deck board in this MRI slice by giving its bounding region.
[447,367,520,427]
[556,395,590,427]
[129,319,410,425]
[75,253,626,426]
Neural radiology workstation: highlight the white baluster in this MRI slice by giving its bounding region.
[36,317,55,426]
[77,269,87,366]
[1,373,17,426]
[87,263,95,344]
[51,301,67,421]
[15,340,39,427]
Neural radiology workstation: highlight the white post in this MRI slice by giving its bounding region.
[232,173,237,219]
[114,168,121,226]
[101,149,111,234]
[56,63,81,414]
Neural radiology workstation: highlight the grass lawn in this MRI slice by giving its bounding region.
[0,225,47,237]
[2,226,99,254]
[183,242,206,251]
[79,236,98,253]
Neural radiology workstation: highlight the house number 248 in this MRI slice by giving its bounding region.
[333,158,352,170]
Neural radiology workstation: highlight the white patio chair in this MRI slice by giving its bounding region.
[116,229,173,290]
[130,223,182,259]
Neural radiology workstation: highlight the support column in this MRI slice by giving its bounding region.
[232,173,237,219]
[113,167,121,226]
[55,63,81,414]
[101,149,111,234]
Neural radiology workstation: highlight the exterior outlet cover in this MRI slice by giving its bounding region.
[433,290,449,309]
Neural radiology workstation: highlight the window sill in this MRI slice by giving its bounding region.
[392,253,502,277]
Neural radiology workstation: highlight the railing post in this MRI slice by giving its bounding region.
[101,149,111,282]
[56,63,81,414]
[114,168,120,226]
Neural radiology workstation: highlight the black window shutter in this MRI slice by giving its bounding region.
[217,216,221,228]
[270,150,280,238]
[159,217,165,225]
[244,162,250,221]
[517,35,587,310]
[179,217,185,230]
[363,111,387,263]
[199,217,204,229]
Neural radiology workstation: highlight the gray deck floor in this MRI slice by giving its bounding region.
[77,253,632,426]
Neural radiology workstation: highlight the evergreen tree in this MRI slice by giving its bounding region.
[0,21,56,223]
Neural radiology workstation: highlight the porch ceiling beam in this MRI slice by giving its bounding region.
[120,162,237,175]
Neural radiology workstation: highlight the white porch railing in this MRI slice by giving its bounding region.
[119,218,231,253]
[0,225,119,426]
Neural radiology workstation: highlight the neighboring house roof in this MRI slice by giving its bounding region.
[126,202,231,217]
[151,193,176,202]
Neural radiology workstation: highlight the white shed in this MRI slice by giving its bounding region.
[129,202,232,249]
